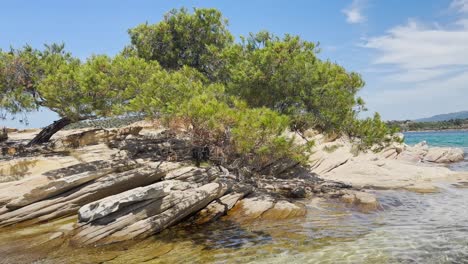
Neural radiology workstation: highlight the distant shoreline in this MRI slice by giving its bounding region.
[404,128,468,133]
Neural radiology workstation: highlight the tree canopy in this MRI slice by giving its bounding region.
[223,32,366,134]
[0,45,158,144]
[128,8,233,80]
[1,7,397,160]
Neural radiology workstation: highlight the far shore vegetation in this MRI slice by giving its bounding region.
[388,119,468,132]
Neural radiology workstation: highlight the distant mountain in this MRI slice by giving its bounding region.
[415,111,468,122]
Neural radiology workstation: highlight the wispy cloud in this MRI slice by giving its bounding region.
[342,0,366,24]
[451,0,468,13]
[363,19,468,72]
[360,0,468,119]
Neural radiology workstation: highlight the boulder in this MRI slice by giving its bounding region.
[228,195,275,220]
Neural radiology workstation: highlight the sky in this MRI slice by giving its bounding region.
[1,0,468,128]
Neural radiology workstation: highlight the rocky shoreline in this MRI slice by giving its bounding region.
[0,125,467,247]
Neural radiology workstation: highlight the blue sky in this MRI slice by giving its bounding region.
[2,0,468,128]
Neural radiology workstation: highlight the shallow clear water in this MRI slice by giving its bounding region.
[1,131,468,263]
[1,185,468,264]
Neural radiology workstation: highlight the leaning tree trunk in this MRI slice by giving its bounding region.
[27,117,72,146]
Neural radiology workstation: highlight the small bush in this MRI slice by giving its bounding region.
[350,113,400,152]
[322,144,343,153]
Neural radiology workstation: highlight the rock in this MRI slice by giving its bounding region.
[340,193,355,204]
[340,190,379,211]
[290,186,307,198]
[78,180,192,223]
[397,151,423,163]
[405,183,439,193]
[227,195,306,222]
[53,127,142,149]
[163,166,224,183]
[261,200,306,220]
[423,147,464,163]
[398,141,464,163]
[229,195,275,220]
[72,182,228,245]
[353,191,378,211]
[192,192,248,224]
[0,162,182,227]
[6,161,136,209]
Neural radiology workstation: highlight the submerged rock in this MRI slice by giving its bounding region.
[226,194,306,222]
[340,190,379,211]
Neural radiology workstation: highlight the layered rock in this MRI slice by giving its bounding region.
[305,133,466,192]
[6,125,464,247]
[396,141,464,163]
[0,161,181,227]
[72,181,228,245]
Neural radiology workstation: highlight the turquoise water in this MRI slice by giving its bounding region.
[404,130,468,171]
[404,130,468,147]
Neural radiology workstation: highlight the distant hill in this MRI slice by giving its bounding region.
[415,111,468,122]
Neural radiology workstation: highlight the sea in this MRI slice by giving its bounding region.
[404,130,468,148]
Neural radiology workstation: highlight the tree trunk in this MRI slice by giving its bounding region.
[27,117,72,146]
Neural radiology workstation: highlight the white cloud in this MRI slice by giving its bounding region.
[362,17,468,86]
[451,0,468,13]
[360,1,468,119]
[364,20,468,70]
[342,0,366,24]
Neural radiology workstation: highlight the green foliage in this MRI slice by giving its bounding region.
[0,44,74,118]
[0,46,157,123]
[128,8,233,80]
[1,7,396,158]
[350,113,400,151]
[223,32,365,134]
[231,107,313,166]
[127,69,311,167]
[39,54,158,121]
[322,144,343,153]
